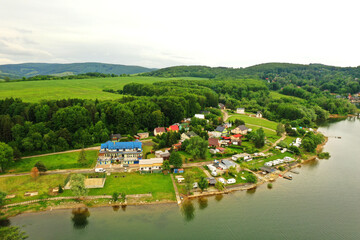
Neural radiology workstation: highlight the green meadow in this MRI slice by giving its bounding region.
[7,150,98,173]
[228,113,278,130]
[0,76,201,102]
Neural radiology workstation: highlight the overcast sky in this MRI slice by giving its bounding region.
[0,0,359,68]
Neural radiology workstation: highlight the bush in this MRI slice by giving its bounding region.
[277,141,287,149]
[58,185,63,193]
[318,152,330,159]
[215,181,225,191]
[267,183,273,189]
[34,161,47,172]
[278,166,285,171]
[112,192,119,201]
[246,174,257,183]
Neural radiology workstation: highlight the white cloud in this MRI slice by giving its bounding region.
[0,0,359,67]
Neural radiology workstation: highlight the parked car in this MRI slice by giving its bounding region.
[95,168,106,173]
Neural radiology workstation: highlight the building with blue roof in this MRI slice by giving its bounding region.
[98,140,142,165]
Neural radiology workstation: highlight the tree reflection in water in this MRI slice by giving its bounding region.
[0,218,10,227]
[121,205,127,212]
[181,200,195,222]
[198,197,208,210]
[71,208,90,229]
[112,205,120,212]
[214,194,223,202]
[246,187,257,194]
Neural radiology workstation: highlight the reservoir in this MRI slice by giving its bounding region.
[9,117,360,239]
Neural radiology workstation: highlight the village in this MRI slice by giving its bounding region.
[1,104,322,213]
[88,104,310,202]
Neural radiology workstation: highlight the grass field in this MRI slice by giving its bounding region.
[270,91,305,102]
[0,174,68,203]
[7,150,98,173]
[0,76,202,102]
[1,172,176,204]
[84,173,175,201]
[228,114,278,130]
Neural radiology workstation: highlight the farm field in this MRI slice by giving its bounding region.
[0,76,202,102]
[7,150,98,173]
[228,113,278,130]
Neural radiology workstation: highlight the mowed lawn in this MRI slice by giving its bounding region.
[85,173,176,201]
[228,113,278,130]
[7,150,98,173]
[0,174,68,203]
[1,172,176,204]
[0,76,202,102]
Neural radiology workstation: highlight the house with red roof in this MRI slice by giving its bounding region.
[231,134,243,145]
[167,125,179,132]
[154,127,166,136]
[208,138,220,147]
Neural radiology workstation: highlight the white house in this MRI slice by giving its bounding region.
[256,111,263,118]
[194,114,205,119]
[208,131,222,138]
[236,108,245,114]
[139,158,164,172]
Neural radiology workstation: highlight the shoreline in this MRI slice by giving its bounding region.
[3,135,329,219]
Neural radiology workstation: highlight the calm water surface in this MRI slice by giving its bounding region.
[9,118,360,239]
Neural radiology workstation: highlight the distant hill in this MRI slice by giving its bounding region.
[0,62,157,79]
[142,62,360,79]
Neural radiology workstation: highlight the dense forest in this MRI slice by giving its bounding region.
[142,63,360,95]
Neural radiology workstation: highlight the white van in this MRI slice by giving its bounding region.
[95,168,106,173]
[227,178,236,184]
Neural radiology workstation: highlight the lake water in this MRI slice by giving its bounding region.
[9,117,360,239]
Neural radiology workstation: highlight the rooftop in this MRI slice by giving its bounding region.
[101,140,142,150]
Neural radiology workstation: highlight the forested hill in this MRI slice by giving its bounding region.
[142,63,360,94]
[0,62,156,79]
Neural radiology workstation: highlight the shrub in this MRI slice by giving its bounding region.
[278,166,285,171]
[58,185,64,193]
[246,174,257,183]
[112,192,119,201]
[34,161,47,172]
[318,152,330,159]
[267,183,273,189]
[215,181,224,191]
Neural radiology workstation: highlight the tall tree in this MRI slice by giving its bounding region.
[185,136,208,159]
[169,152,182,168]
[198,176,209,192]
[0,142,13,172]
[78,148,87,166]
[70,174,88,197]
[184,171,195,194]
[276,123,285,136]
